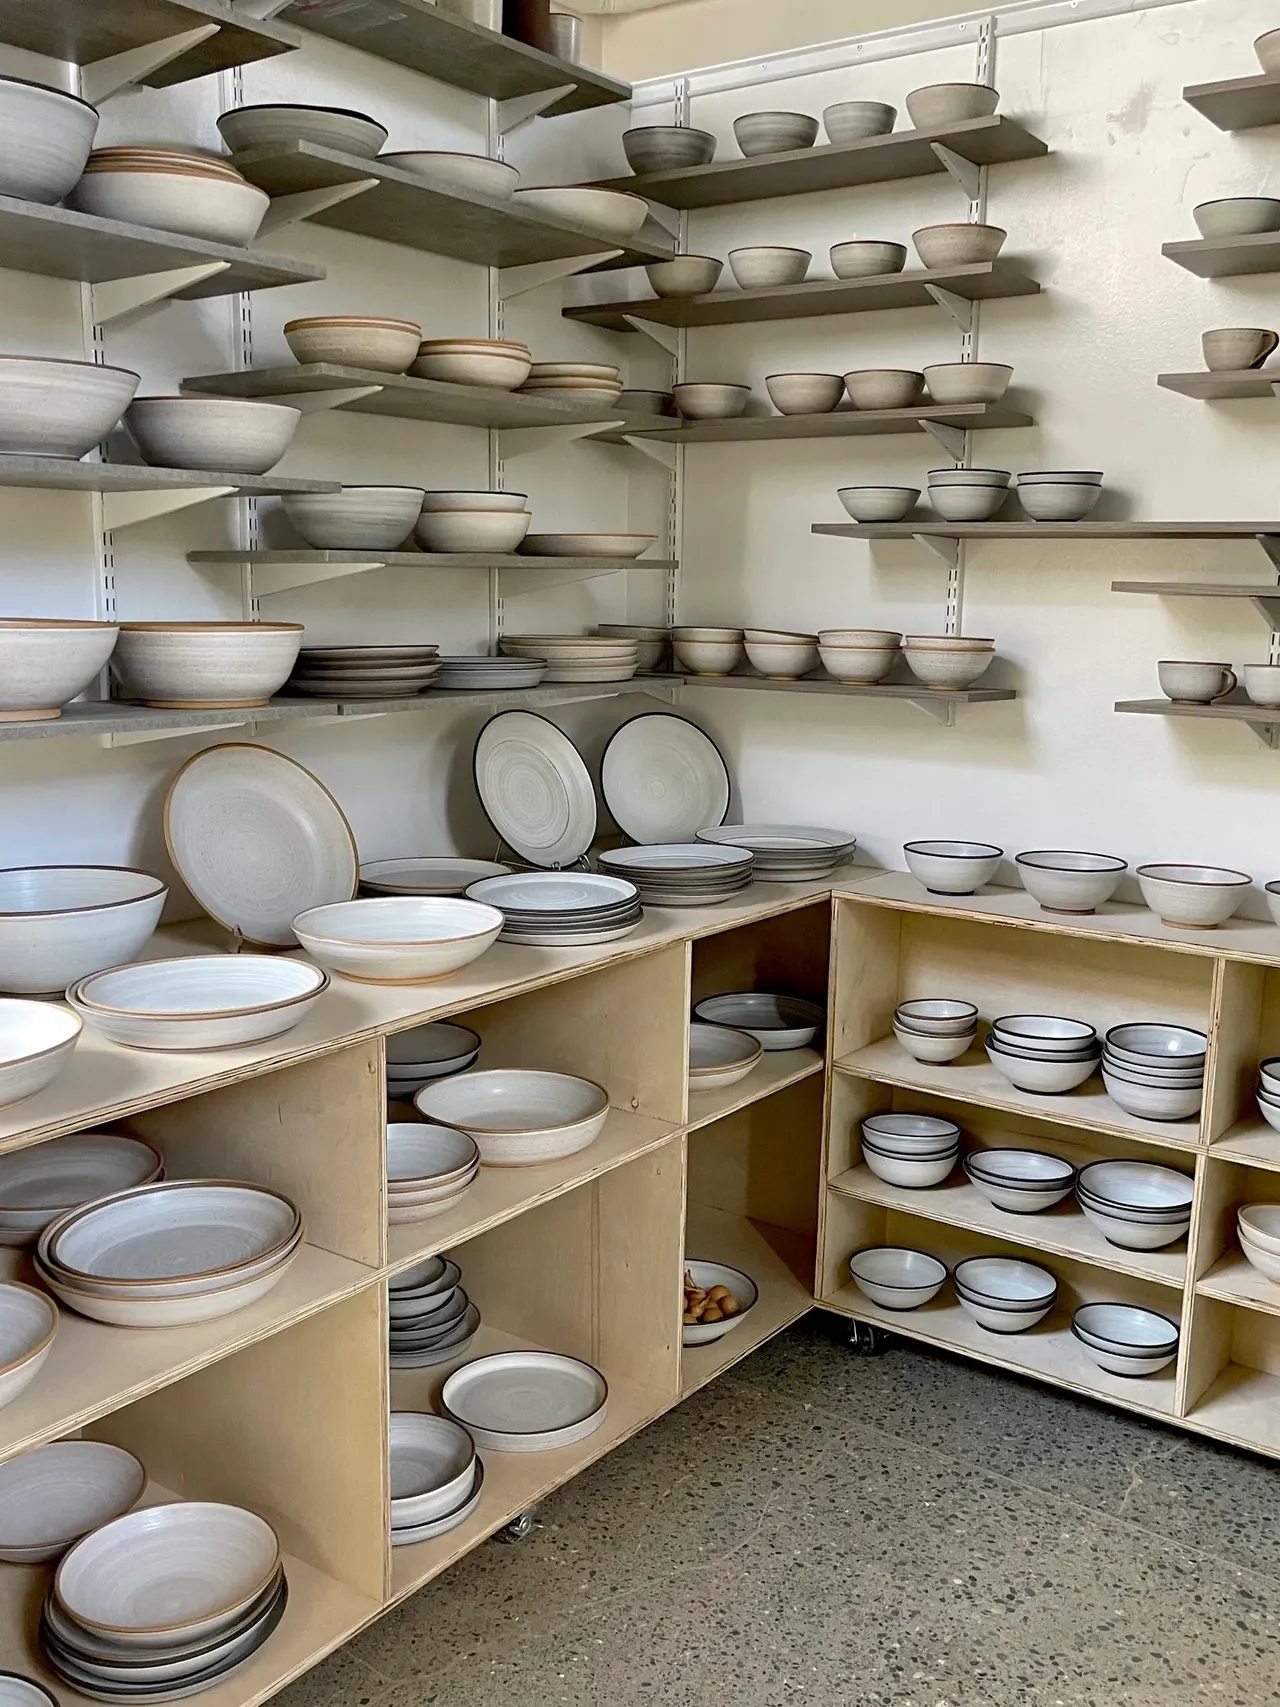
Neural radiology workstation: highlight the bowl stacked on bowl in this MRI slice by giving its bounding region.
[597,623,670,672]
[744,627,819,678]
[411,338,532,390]
[693,992,824,1051]
[1237,1203,1280,1281]
[292,897,504,984]
[1256,1058,1280,1135]
[953,1255,1057,1333]
[519,361,621,408]
[498,634,638,683]
[598,842,754,905]
[386,1022,481,1098]
[695,822,855,881]
[67,956,329,1051]
[388,1256,481,1368]
[903,634,996,690]
[283,316,422,373]
[286,644,441,701]
[1071,1303,1179,1376]
[1015,469,1103,522]
[963,1148,1076,1213]
[387,1123,480,1224]
[817,627,903,683]
[1075,1159,1193,1249]
[892,996,977,1062]
[860,1112,959,1187]
[415,1069,610,1165]
[283,486,425,549]
[415,490,531,554]
[688,1022,763,1092]
[986,1014,1101,1094]
[43,1502,286,1697]
[0,1441,146,1564]
[847,1246,947,1310]
[0,1282,58,1411]
[1101,1023,1206,1121]
[36,1180,303,1327]
[389,1413,483,1545]
[442,1349,609,1450]
[672,624,745,673]
[927,466,1010,521]
[466,872,642,946]
[70,147,269,245]
[0,1133,162,1248]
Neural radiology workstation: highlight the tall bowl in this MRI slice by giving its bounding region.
[0,357,138,459]
[111,623,303,709]
[0,76,99,203]
[0,620,119,723]
[0,867,166,995]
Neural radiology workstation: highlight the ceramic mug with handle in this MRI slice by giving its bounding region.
[1158,660,1237,704]
[1202,327,1280,371]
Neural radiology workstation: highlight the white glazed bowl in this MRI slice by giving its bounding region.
[1077,1198,1190,1249]
[1017,480,1103,522]
[0,1133,162,1249]
[1072,1304,1178,1375]
[928,481,1008,522]
[893,1022,974,1063]
[913,222,1007,269]
[512,186,648,239]
[991,1015,1097,1055]
[682,1259,758,1345]
[1193,197,1280,238]
[837,486,919,522]
[1015,850,1127,914]
[411,345,532,388]
[903,644,994,689]
[0,357,138,458]
[283,486,424,550]
[963,1149,1076,1212]
[1237,1203,1280,1255]
[905,82,1000,127]
[126,397,299,473]
[415,1069,609,1165]
[420,491,529,513]
[862,1113,961,1152]
[924,362,1013,404]
[830,240,907,278]
[1101,1071,1202,1121]
[381,151,519,201]
[386,1020,482,1076]
[0,866,166,995]
[112,623,303,708]
[819,645,899,683]
[953,1256,1056,1332]
[824,101,897,143]
[744,637,819,678]
[688,1022,763,1090]
[765,372,843,414]
[0,1282,58,1410]
[293,897,503,984]
[283,316,422,372]
[623,126,717,173]
[1240,1230,1280,1281]
[904,839,1002,893]
[216,103,388,157]
[1104,1023,1206,1066]
[0,76,98,203]
[0,620,119,724]
[893,999,978,1035]
[0,1439,145,1562]
[986,1040,1099,1094]
[848,1246,946,1310]
[673,383,751,420]
[415,510,532,553]
[673,630,745,674]
[67,955,328,1051]
[0,1002,81,1108]
[729,246,811,289]
[844,368,925,410]
[1136,864,1250,928]
[733,112,819,156]
[390,1412,477,1525]
[646,255,723,297]
[71,169,269,245]
[1077,1159,1193,1214]
[861,1142,957,1188]
[388,1122,479,1187]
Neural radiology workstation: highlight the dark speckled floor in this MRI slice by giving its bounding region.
[281,1315,1280,1706]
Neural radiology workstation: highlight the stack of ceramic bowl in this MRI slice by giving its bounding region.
[389,1413,483,1546]
[1071,1303,1179,1376]
[70,147,269,245]
[35,1181,303,1327]
[410,338,532,390]
[903,635,996,690]
[0,1133,162,1248]
[817,627,902,684]
[388,1256,480,1368]
[927,467,1010,522]
[953,1256,1057,1333]
[688,1023,762,1092]
[892,997,978,1063]
[597,623,671,671]
[694,823,855,881]
[498,634,638,683]
[860,1113,959,1187]
[43,1502,286,1697]
[1101,1023,1206,1121]
[283,316,422,373]
[434,654,547,691]
[387,1123,480,1224]
[286,644,440,700]
[1257,1058,1280,1135]
[416,491,531,554]
[1015,469,1103,523]
[441,1350,608,1450]
[743,628,819,678]
[986,1014,1101,1094]
[519,361,622,408]
[386,1021,481,1099]
[1237,1204,1280,1281]
[416,1069,609,1165]
[0,1440,146,1565]
[597,842,754,905]
[847,1247,948,1311]
[465,872,642,946]
[963,1148,1077,1213]
[1075,1159,1193,1249]
[693,992,824,1051]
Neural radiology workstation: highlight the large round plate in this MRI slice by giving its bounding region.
[472,712,596,869]
[696,823,855,857]
[361,858,511,897]
[442,1350,608,1450]
[601,714,730,844]
[165,745,357,946]
[466,873,636,914]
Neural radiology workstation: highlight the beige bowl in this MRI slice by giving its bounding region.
[646,255,722,298]
[111,624,303,709]
[745,637,819,678]
[844,369,925,410]
[728,246,810,289]
[924,362,1013,404]
[830,240,908,279]
[126,397,299,474]
[70,167,268,245]
[411,344,532,389]
[903,640,995,689]
[0,620,119,722]
[819,629,902,646]
[765,372,843,415]
[284,316,421,373]
[905,82,1000,128]
[674,383,751,420]
[913,222,1007,269]
[414,510,531,553]
[819,644,898,684]
[673,628,745,675]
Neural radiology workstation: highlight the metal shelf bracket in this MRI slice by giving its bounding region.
[911,532,960,570]
[920,419,968,459]
[643,204,681,239]
[929,141,983,199]
[923,282,973,332]
[498,252,623,302]
[501,421,623,459]
[256,180,378,238]
[99,719,248,750]
[909,695,959,726]
[103,487,236,532]
[248,558,388,598]
[80,26,220,103]
[621,434,678,473]
[622,315,679,356]
[497,86,577,135]
[91,263,231,326]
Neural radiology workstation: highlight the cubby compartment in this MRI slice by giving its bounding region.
[1182,1295,1280,1455]
[1190,1155,1280,1313]
[1208,960,1280,1164]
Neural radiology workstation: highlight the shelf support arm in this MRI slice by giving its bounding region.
[242,386,386,415]
[922,283,973,332]
[256,180,378,238]
[91,262,231,326]
[622,315,679,356]
[103,487,235,532]
[497,86,578,135]
[908,695,959,726]
[1255,535,1280,662]
[911,533,960,570]
[80,26,220,103]
[920,419,968,459]
[501,422,623,459]
[498,252,623,301]
[620,434,678,472]
[929,141,983,200]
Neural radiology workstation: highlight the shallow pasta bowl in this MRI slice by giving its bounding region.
[688,1022,763,1091]
[0,1440,145,1564]
[68,954,327,1051]
[693,992,823,1050]
[292,896,503,983]
[0,1001,82,1108]
[416,1068,609,1165]
[512,185,648,239]
[387,1122,480,1189]
[0,1281,58,1411]
[0,1132,162,1248]
[390,1412,477,1527]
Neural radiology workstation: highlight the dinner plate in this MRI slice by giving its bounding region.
[473,712,596,869]
[599,843,752,874]
[442,1350,608,1451]
[696,824,854,857]
[165,745,357,946]
[465,874,636,913]
[388,1300,481,1367]
[601,714,730,844]
[391,1459,485,1546]
[436,666,547,691]
[361,859,511,897]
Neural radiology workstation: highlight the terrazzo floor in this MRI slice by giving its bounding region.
[281,1315,1280,1707]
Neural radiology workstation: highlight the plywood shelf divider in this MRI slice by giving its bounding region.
[1211,1117,1280,1171]
[686,1049,824,1134]
[1196,1249,1280,1316]
[680,1206,815,1397]
[1183,69,1280,132]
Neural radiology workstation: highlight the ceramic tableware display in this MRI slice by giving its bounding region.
[903,635,995,690]
[847,1247,947,1310]
[0,356,139,459]
[682,1259,758,1344]
[111,623,304,709]
[765,373,843,415]
[283,316,422,372]
[695,823,855,881]
[905,81,999,126]
[597,624,671,672]
[0,1002,83,1108]
[498,634,639,683]
[985,1013,1101,1095]
[0,619,120,724]
[511,185,648,239]
[623,126,717,172]
[1015,469,1103,522]
[217,101,388,155]
[601,713,730,844]
[0,1282,58,1409]
[1070,1303,1180,1376]
[411,338,532,389]
[597,842,754,905]
[282,487,425,549]
[1136,863,1250,928]
[844,368,924,410]
[521,534,654,560]
[125,398,300,473]
[0,75,99,203]
[70,148,269,245]
[1075,1159,1193,1249]
[903,840,1002,894]
[165,744,358,946]
[466,872,642,946]
[962,1149,1076,1213]
[0,1441,145,1563]
[1255,1058,1280,1137]
[1101,1022,1206,1121]
[416,1069,609,1165]
[1015,850,1127,914]
[687,1022,763,1092]
[386,1122,480,1223]
[860,1113,960,1188]
[415,505,531,553]
[0,1133,161,1250]
[286,645,441,701]
[693,992,824,1051]
[434,655,548,690]
[68,956,329,1050]
[388,1255,480,1368]
[292,897,503,983]
[0,865,166,995]
[389,1413,482,1544]
[473,710,596,868]
[953,1255,1057,1333]
[442,1350,608,1450]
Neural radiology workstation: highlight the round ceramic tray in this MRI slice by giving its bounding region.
[472,712,596,869]
[601,714,730,844]
[442,1350,608,1451]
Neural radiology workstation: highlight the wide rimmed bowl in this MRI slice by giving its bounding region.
[293,896,502,984]
[112,621,303,710]
[682,1259,758,1344]
[0,75,98,203]
[390,1412,477,1526]
[512,186,648,239]
[216,103,387,157]
[0,1133,162,1248]
[283,486,424,550]
[283,315,421,372]
[415,1068,609,1165]
[0,356,138,459]
[68,954,328,1051]
[0,1282,58,1411]
[623,126,716,173]
[1016,849,1127,914]
[442,1349,608,1451]
[387,1122,480,1187]
[0,866,165,995]
[126,397,299,474]
[1071,1302,1179,1375]
[953,1255,1056,1332]
[1136,863,1251,928]
[70,168,268,245]
[363,860,510,900]
[0,1002,82,1109]
[693,992,823,1050]
[688,1022,763,1091]
[381,150,518,200]
[963,1148,1076,1212]
[0,619,119,724]
[386,1020,482,1080]
[0,1442,145,1563]
[847,1246,946,1309]
[904,839,1002,894]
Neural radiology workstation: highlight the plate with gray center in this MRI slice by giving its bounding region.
[442,1350,608,1451]
[601,713,730,844]
[361,858,512,897]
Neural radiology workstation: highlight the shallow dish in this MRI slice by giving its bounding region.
[381,150,518,200]
[847,1246,946,1309]
[292,896,502,984]
[390,1412,476,1526]
[0,1443,145,1563]
[0,865,165,996]
[0,1002,82,1109]
[693,992,823,1050]
[602,712,729,845]
[361,859,510,900]
[1015,849,1126,914]
[0,356,138,460]
[903,840,1002,894]
[521,533,654,559]
[682,1259,758,1345]
[69,955,326,1052]
[0,1282,58,1410]
[0,1133,162,1248]
[415,1069,609,1165]
[688,1022,763,1091]
[386,1020,482,1078]
[126,398,298,475]
[473,710,596,868]
[443,1350,607,1451]
[387,1122,480,1186]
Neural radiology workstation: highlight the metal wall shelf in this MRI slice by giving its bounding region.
[1159,369,1279,400]
[1183,70,1280,131]
[0,0,298,88]
[1163,232,1280,279]
[611,403,1031,447]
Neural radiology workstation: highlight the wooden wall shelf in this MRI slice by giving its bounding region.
[1184,70,1280,131]
[1111,580,1280,622]
[815,521,1280,541]
[1159,369,1280,400]
[0,0,299,86]
[650,671,1014,718]
[1115,697,1280,729]
[1163,231,1280,279]
[0,461,335,497]
[565,261,1040,331]
[189,549,676,575]
[611,403,1031,446]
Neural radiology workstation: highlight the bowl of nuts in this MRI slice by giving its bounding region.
[683,1259,758,1345]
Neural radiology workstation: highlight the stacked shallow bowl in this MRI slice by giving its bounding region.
[388,1256,480,1368]
[434,654,547,691]
[390,1413,483,1546]
[498,634,638,683]
[985,1014,1101,1094]
[597,842,754,906]
[694,823,855,881]
[1101,1023,1206,1121]
[687,1023,762,1092]
[1237,1203,1280,1282]
[1071,1303,1179,1376]
[70,147,269,245]
[386,1021,481,1100]
[0,1133,161,1248]
[415,490,531,554]
[286,645,440,700]
[387,1123,480,1224]
[892,997,977,1064]
[519,361,622,408]
[860,1112,959,1187]
[903,634,996,690]
[35,1181,303,1327]
[953,1256,1057,1334]
[415,1070,609,1166]
[442,1350,608,1451]
[465,873,642,946]
[411,338,532,390]
[927,466,1009,521]
[963,1148,1076,1213]
[1075,1159,1193,1250]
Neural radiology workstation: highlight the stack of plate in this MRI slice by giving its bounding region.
[688,1023,762,1092]
[518,361,622,408]
[498,634,638,683]
[441,1350,608,1451]
[390,1413,483,1547]
[0,1133,162,1248]
[435,654,547,691]
[597,843,754,906]
[695,823,856,882]
[360,858,511,898]
[286,645,440,700]
[465,872,642,946]
[387,1123,480,1224]
[388,1256,481,1368]
[35,1181,303,1328]
[43,1502,285,1701]
[386,1021,481,1099]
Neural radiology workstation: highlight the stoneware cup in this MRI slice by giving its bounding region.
[1244,664,1280,707]
[1202,327,1279,371]
[1158,660,1236,704]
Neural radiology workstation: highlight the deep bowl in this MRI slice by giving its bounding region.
[0,866,166,995]
[415,1068,610,1165]
[733,111,819,157]
[1015,849,1127,914]
[905,82,1000,128]
[0,619,119,725]
[903,840,1002,894]
[112,623,302,709]
[623,126,716,173]
[830,240,907,279]
[824,101,897,143]
[0,357,138,459]
[283,487,424,551]
[126,397,299,474]
[847,1246,946,1310]
[292,897,503,983]
[1136,864,1251,928]
[893,998,979,1035]
[646,255,723,298]
[986,1039,1099,1094]
[990,1014,1097,1054]
[0,76,99,204]
[682,1259,758,1345]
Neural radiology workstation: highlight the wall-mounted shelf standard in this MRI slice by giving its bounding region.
[565,261,1040,332]
[0,0,299,89]
[230,143,672,271]
[275,0,629,116]
[589,116,1047,209]
[1111,580,1280,625]
[1183,70,1280,132]
[1159,369,1279,400]
[1163,232,1280,279]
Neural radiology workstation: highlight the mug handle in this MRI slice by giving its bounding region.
[1254,332,1280,368]
[1214,668,1238,700]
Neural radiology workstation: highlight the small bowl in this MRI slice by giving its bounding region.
[904,839,1002,894]
[913,221,1007,269]
[1017,479,1103,523]
[893,999,979,1035]
[861,1141,957,1189]
[924,362,1013,404]
[844,368,925,411]
[903,643,994,690]
[623,126,716,174]
[1015,850,1126,915]
[848,1246,946,1310]
[830,240,907,279]
[928,480,1008,522]
[283,315,421,373]
[1237,1203,1280,1256]
[892,1021,974,1063]
[733,112,819,157]
[1136,863,1251,928]
[905,82,1000,128]
[646,254,722,298]
[823,101,897,143]
[837,486,919,522]
[729,246,811,290]
[1193,197,1280,238]
[673,382,751,420]
[953,1255,1056,1333]
[766,372,843,415]
[683,1259,758,1345]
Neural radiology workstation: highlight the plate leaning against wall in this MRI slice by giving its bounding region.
[472,711,597,870]
[601,713,731,844]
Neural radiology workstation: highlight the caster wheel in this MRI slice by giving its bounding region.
[847,1321,894,1357]
[497,1508,539,1543]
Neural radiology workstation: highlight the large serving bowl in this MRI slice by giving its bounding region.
[0,865,165,995]
[1136,863,1251,928]
[0,1440,146,1563]
[824,100,896,142]
[0,76,98,203]
[0,1002,81,1107]
[217,103,387,157]
[673,383,751,420]
[0,620,119,724]
[905,81,999,127]
[0,357,138,459]
[903,839,1002,894]
[415,1068,609,1165]
[0,1132,162,1249]
[953,1255,1056,1333]
[112,623,303,709]
[68,955,328,1051]
[1071,1303,1179,1376]
[730,246,811,289]
[623,126,716,172]
[963,1148,1076,1213]
[411,338,532,389]
[283,315,421,372]
[848,1246,946,1310]
[1015,849,1126,914]
[283,487,424,550]
[512,186,648,239]
[126,398,300,474]
[292,896,503,983]
[913,221,1007,269]
[0,1282,57,1410]
[71,167,268,246]
[682,1259,757,1345]
[381,151,518,200]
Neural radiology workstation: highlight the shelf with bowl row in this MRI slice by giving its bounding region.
[187,550,678,598]
[228,143,672,271]
[597,402,1032,446]
[1158,369,1280,400]
[1163,231,1280,279]
[1183,68,1280,131]
[1113,698,1280,739]
[816,521,1280,542]
[589,115,1048,208]
[564,260,1040,331]
[640,672,1015,720]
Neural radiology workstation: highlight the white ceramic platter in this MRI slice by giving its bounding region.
[472,712,596,869]
[466,872,636,914]
[601,714,730,844]
[165,745,358,946]
[442,1350,608,1451]
[0,1442,145,1562]
[0,1133,162,1246]
[361,858,511,896]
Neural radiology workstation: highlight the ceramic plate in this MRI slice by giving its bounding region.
[165,745,357,946]
[696,824,854,856]
[0,1442,146,1562]
[466,873,636,914]
[390,1459,484,1546]
[46,1181,299,1286]
[361,858,512,897]
[441,1350,608,1450]
[601,714,730,844]
[472,712,596,869]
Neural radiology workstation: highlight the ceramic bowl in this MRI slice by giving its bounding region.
[1100,1071,1202,1121]
[729,246,811,289]
[411,342,532,389]
[893,1021,974,1063]
[67,955,328,1051]
[913,222,1007,269]
[0,866,166,997]
[0,1282,57,1409]
[646,255,723,297]
[688,1022,763,1091]
[381,151,518,200]
[765,372,843,415]
[837,486,919,522]
[1240,1229,1280,1280]
[0,76,98,204]
[414,509,532,553]
[111,623,302,709]
[216,103,387,157]
[673,383,751,420]
[1258,28,1280,71]
[744,636,820,678]
[929,467,1012,488]
[0,620,119,724]
[818,644,899,683]
[387,1122,480,1185]
[420,490,529,513]
[1104,1023,1207,1066]
[1193,197,1280,238]
[0,1133,162,1249]
[1071,1304,1178,1375]
[283,316,422,372]
[673,629,745,674]
[862,1113,961,1151]
[1017,479,1103,522]
[1077,1197,1190,1250]
[860,1139,957,1188]
[924,362,1013,404]
[390,1413,476,1526]
[894,999,979,1035]
[1015,850,1127,914]
[293,896,503,984]
[682,1259,758,1345]
[1136,863,1250,928]
[126,398,299,474]
[844,368,925,410]
[1202,326,1279,370]
[512,186,648,239]
[953,1256,1056,1332]
[415,1069,609,1164]
[733,112,819,157]
[0,356,138,459]
[904,839,1002,894]
[963,1149,1076,1212]
[1244,665,1280,708]
[71,169,268,245]
[1078,1159,1193,1214]
[848,1246,946,1310]
[386,1020,482,1076]
[903,642,994,689]
[283,487,424,551]
[0,1440,145,1563]
[692,992,823,1050]
[905,82,1000,127]
[986,1039,1099,1094]
[927,479,1008,522]
[1237,1203,1280,1255]
[991,1015,1097,1055]
[824,101,897,143]
[830,240,907,278]
[623,126,716,173]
